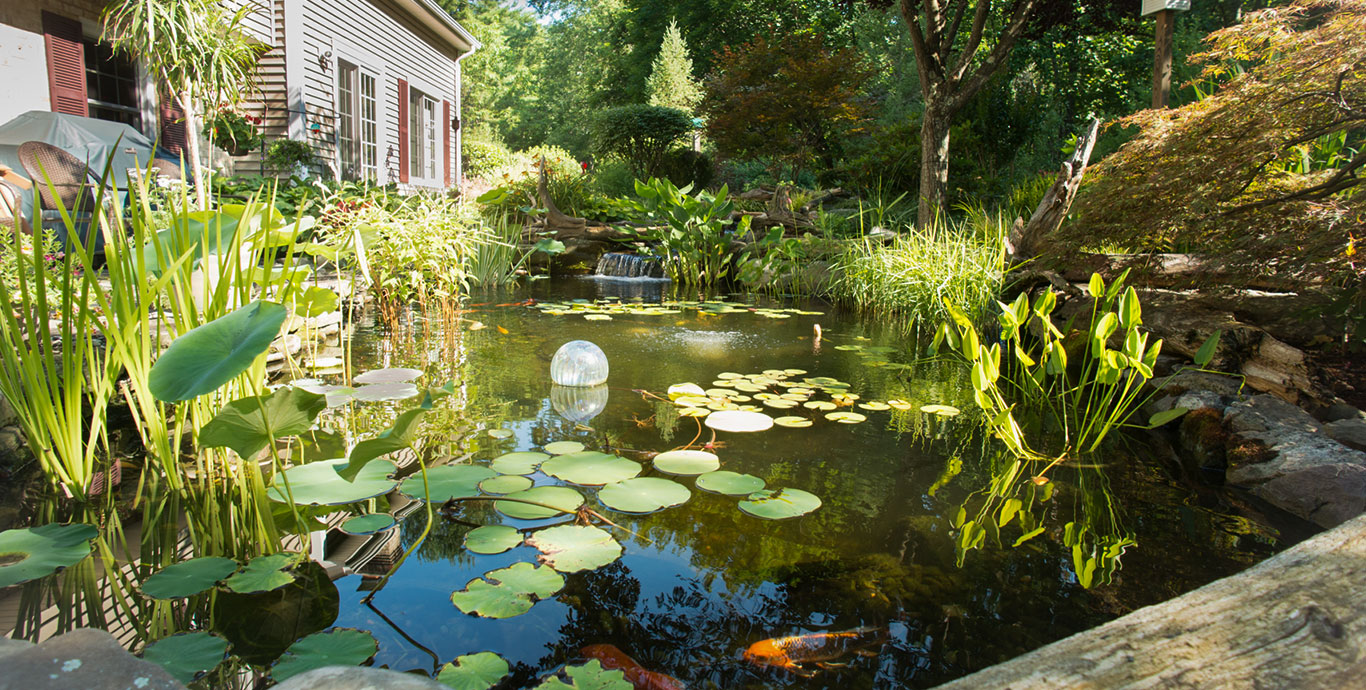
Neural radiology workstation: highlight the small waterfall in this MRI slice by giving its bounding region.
[594,252,665,279]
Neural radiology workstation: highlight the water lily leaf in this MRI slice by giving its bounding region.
[678,407,709,418]
[651,450,720,476]
[525,525,622,573]
[341,390,443,481]
[352,382,421,402]
[598,478,691,514]
[307,356,345,370]
[541,452,642,486]
[452,562,564,618]
[825,411,866,424]
[269,458,397,505]
[464,525,523,555]
[271,628,378,682]
[225,553,300,594]
[0,523,98,588]
[199,388,327,460]
[496,486,585,520]
[142,632,231,684]
[400,464,497,502]
[487,429,513,439]
[544,441,586,455]
[704,410,774,433]
[142,556,239,599]
[438,651,510,690]
[480,475,534,495]
[803,401,837,411]
[887,399,913,410]
[920,404,962,417]
[762,399,798,410]
[773,416,813,428]
[667,383,706,400]
[537,660,632,690]
[353,367,423,385]
[340,514,396,536]
[834,344,863,351]
[149,300,287,402]
[858,402,891,411]
[491,451,549,475]
[695,471,765,496]
[738,488,822,519]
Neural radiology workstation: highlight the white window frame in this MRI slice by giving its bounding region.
[407,86,440,187]
[336,59,380,182]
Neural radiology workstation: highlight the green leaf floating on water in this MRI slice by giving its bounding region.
[199,387,327,460]
[438,651,510,690]
[651,450,720,476]
[270,628,378,682]
[541,452,642,486]
[695,471,765,496]
[352,382,421,402]
[340,513,396,536]
[491,451,549,475]
[487,429,514,439]
[537,660,632,690]
[479,475,534,495]
[920,404,962,417]
[0,523,99,588]
[353,367,423,385]
[597,477,690,514]
[495,486,585,520]
[400,464,497,502]
[543,441,586,455]
[268,458,398,505]
[738,488,822,519]
[464,525,523,555]
[525,525,623,573]
[452,562,564,618]
[149,300,287,402]
[225,552,300,594]
[142,632,230,684]
[142,556,239,599]
[705,410,774,433]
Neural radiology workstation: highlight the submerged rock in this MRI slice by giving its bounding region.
[273,666,449,689]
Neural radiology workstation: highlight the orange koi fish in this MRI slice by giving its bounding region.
[743,627,887,673]
[581,644,687,690]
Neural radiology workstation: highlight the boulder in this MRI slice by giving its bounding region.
[1255,463,1366,528]
[0,628,184,690]
[1226,431,1366,486]
[272,666,449,690]
[1223,395,1319,444]
[1323,418,1366,452]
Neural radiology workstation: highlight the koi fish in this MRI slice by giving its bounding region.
[742,626,887,674]
[581,644,687,690]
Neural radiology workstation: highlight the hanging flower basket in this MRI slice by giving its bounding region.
[205,110,264,156]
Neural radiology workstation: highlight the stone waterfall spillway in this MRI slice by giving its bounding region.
[594,252,665,279]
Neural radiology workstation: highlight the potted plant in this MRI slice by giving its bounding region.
[266,139,315,177]
[204,109,263,156]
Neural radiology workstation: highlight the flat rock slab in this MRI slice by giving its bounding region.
[0,628,184,690]
[932,513,1366,689]
[273,666,450,689]
[1225,394,1320,442]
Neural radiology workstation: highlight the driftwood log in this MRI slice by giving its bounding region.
[537,157,587,234]
[933,513,1366,689]
[1006,117,1101,262]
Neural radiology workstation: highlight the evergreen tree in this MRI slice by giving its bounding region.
[646,19,702,114]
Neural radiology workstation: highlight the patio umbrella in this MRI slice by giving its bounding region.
[0,110,178,188]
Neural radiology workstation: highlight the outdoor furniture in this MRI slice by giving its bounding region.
[0,164,31,239]
[17,141,113,251]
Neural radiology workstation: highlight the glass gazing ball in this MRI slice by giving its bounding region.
[550,340,608,386]
[551,384,609,423]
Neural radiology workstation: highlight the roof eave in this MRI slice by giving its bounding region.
[392,0,481,55]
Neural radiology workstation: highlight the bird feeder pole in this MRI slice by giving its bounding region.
[1143,0,1191,108]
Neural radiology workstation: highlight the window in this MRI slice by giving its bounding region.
[337,61,379,182]
[83,39,141,129]
[408,88,439,183]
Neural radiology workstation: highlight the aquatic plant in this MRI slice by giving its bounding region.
[617,177,764,288]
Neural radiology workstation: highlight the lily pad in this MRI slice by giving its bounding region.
[651,450,720,476]
[480,475,534,495]
[0,523,99,588]
[920,404,962,416]
[537,660,632,690]
[464,525,523,555]
[803,401,837,411]
[148,300,287,402]
[704,410,774,433]
[353,367,423,385]
[487,429,514,439]
[695,471,766,496]
[496,486,585,520]
[598,478,691,514]
[858,402,891,411]
[142,632,231,684]
[438,651,510,690]
[525,525,623,573]
[452,562,565,618]
[541,452,642,486]
[271,628,378,682]
[762,399,797,409]
[544,441,586,455]
[340,514,396,536]
[491,451,549,475]
[353,382,421,402]
[400,464,498,502]
[887,399,913,410]
[225,553,300,594]
[773,416,813,428]
[678,407,710,418]
[667,383,706,399]
[825,411,867,424]
[738,488,823,520]
[268,459,398,506]
[141,556,238,599]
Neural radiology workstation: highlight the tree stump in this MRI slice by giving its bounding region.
[1006,117,1101,262]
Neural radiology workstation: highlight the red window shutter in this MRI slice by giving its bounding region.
[159,98,187,155]
[397,79,409,184]
[442,100,451,187]
[42,12,88,117]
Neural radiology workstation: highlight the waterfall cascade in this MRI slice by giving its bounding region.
[593,252,665,279]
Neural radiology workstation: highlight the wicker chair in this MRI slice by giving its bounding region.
[17,141,113,251]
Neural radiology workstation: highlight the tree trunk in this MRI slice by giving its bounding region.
[178,85,207,210]
[918,107,951,227]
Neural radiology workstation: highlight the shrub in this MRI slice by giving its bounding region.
[463,137,512,180]
[483,146,592,218]
[592,104,693,181]
[591,160,636,198]
[617,177,761,287]
[657,149,714,189]
[265,139,314,171]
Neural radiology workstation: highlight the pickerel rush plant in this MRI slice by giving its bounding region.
[618,177,771,288]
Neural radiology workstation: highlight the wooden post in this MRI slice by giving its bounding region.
[1152,8,1176,108]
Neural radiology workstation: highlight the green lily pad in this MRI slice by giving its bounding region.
[149,300,287,402]
[353,367,423,385]
[199,387,327,460]
[141,556,239,599]
[353,382,421,402]
[487,429,513,439]
[834,344,863,351]
[491,451,549,475]
[452,562,564,618]
[479,475,534,495]
[464,525,523,555]
[537,660,632,690]
[0,523,99,588]
[695,471,766,496]
[738,488,822,520]
[859,402,891,411]
[773,416,813,428]
[920,404,962,416]
[438,651,510,690]
[541,452,642,486]
[271,628,378,682]
[705,410,774,432]
[651,450,720,476]
[803,400,837,411]
[268,459,398,506]
[597,478,691,514]
[525,525,623,573]
[544,441,586,455]
[667,383,706,399]
[225,553,300,594]
[142,632,230,684]
[400,464,497,502]
[825,411,867,424]
[496,486,585,520]
[340,514,396,536]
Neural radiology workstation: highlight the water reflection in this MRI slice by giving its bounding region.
[550,384,609,423]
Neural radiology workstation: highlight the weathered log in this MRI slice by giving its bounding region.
[1056,252,1319,291]
[933,513,1366,689]
[1006,117,1101,262]
[537,157,587,234]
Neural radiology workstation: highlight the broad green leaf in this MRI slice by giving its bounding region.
[340,409,425,481]
[544,441,586,455]
[491,451,549,475]
[199,387,326,460]
[464,525,522,555]
[704,410,774,432]
[438,652,510,690]
[139,210,241,276]
[1194,330,1222,367]
[597,478,691,514]
[142,556,239,599]
[525,525,623,573]
[1013,527,1047,547]
[399,464,497,502]
[268,458,398,505]
[0,523,99,588]
[225,553,299,594]
[295,286,339,319]
[1088,273,1104,298]
[651,450,720,476]
[695,471,765,496]
[271,629,378,682]
[1147,407,1190,428]
[340,514,396,535]
[738,488,821,520]
[541,452,642,486]
[495,486,585,520]
[142,632,231,684]
[353,367,423,385]
[452,562,564,618]
[149,300,288,402]
[479,474,534,495]
[537,660,632,690]
[998,498,1023,528]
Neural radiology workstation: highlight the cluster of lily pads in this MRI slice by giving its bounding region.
[529,297,823,321]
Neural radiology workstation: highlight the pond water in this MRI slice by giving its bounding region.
[317,278,1287,689]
